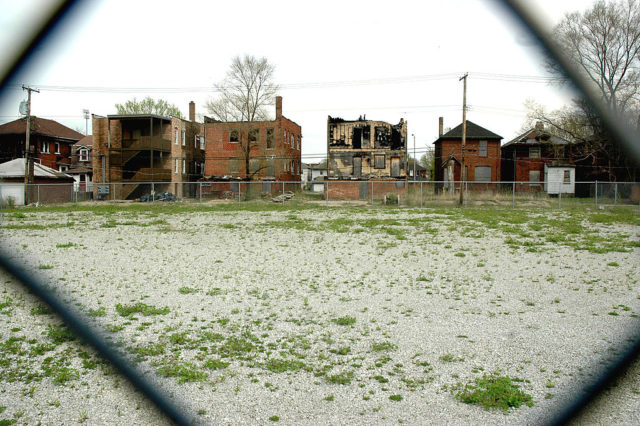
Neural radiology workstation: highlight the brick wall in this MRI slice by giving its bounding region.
[204,117,301,182]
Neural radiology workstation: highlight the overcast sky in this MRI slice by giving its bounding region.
[0,0,591,161]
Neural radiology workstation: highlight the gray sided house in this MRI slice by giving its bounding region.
[327,116,407,180]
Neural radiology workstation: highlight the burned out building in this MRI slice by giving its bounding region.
[327,116,407,180]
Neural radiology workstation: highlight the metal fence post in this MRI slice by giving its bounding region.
[325,181,328,207]
[420,182,423,208]
[595,180,598,208]
[371,181,374,206]
[282,181,285,206]
[199,182,202,203]
[37,185,40,205]
[512,181,515,208]
[558,187,562,209]
[614,182,617,205]
[112,183,115,201]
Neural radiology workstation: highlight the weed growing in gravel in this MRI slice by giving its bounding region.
[157,361,208,383]
[332,316,356,326]
[55,242,75,248]
[455,373,533,411]
[115,303,170,317]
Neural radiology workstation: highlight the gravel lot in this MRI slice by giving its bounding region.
[0,204,638,425]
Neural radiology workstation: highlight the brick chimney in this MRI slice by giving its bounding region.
[438,117,443,137]
[189,101,195,122]
[275,96,282,119]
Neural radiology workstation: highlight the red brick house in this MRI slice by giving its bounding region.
[203,96,301,182]
[433,120,502,191]
[501,122,576,194]
[0,117,83,171]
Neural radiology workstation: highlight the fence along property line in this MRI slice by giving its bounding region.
[2,181,639,209]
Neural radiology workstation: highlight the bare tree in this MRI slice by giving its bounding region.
[551,0,640,113]
[536,0,640,180]
[115,97,184,118]
[205,55,279,179]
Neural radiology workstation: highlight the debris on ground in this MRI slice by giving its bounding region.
[271,191,294,203]
[139,192,177,202]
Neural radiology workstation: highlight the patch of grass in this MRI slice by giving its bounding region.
[55,242,75,248]
[178,286,198,294]
[87,306,106,317]
[439,353,464,363]
[264,358,307,373]
[332,316,356,326]
[115,303,170,317]
[371,341,397,352]
[38,264,54,270]
[47,324,76,344]
[268,415,279,422]
[389,394,403,402]
[455,373,534,411]
[157,361,208,383]
[326,371,354,385]
[204,359,229,370]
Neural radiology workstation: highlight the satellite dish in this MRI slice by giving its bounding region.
[19,101,28,116]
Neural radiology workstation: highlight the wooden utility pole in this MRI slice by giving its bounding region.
[22,85,39,205]
[458,73,468,206]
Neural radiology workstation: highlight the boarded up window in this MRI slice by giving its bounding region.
[479,140,487,157]
[249,159,259,174]
[474,166,491,182]
[529,146,540,158]
[374,154,385,169]
[266,158,275,177]
[266,128,274,149]
[563,170,571,183]
[391,157,401,177]
[529,170,540,186]
[230,130,239,142]
[229,159,239,173]
[249,128,259,143]
[353,157,362,177]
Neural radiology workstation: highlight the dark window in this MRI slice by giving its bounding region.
[249,128,259,143]
[352,128,362,149]
[266,128,274,149]
[374,154,385,169]
[230,130,239,142]
[563,170,571,183]
[362,126,370,147]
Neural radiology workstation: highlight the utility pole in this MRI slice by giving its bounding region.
[23,85,39,205]
[458,73,468,206]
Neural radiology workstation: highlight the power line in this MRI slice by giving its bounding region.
[5,72,561,94]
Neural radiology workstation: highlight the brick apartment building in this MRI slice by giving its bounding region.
[92,102,205,200]
[203,96,301,182]
[433,119,502,192]
[0,116,83,170]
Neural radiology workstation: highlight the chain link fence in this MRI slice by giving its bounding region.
[2,180,639,210]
